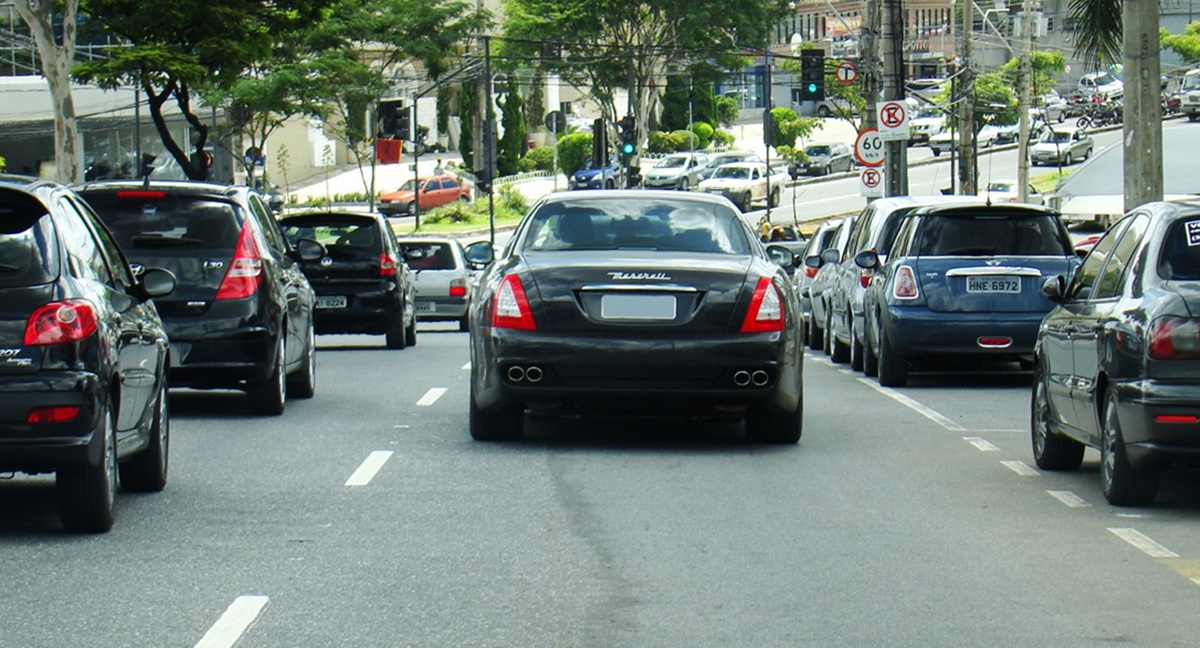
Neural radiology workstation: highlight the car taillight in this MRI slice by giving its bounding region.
[859,268,874,288]
[24,300,98,346]
[27,406,81,423]
[803,266,819,279]
[492,274,536,330]
[215,222,264,300]
[893,265,919,300]
[449,278,467,298]
[1148,316,1200,360]
[379,252,397,278]
[740,277,785,333]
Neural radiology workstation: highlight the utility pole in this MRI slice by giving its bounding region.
[861,0,880,133]
[1016,2,1033,203]
[1123,1,1163,211]
[957,0,976,195]
[882,0,908,196]
[484,36,496,243]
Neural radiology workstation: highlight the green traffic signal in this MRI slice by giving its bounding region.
[621,142,635,155]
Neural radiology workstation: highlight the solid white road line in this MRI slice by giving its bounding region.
[1109,528,1180,559]
[1047,490,1092,508]
[194,596,269,648]
[963,437,1000,452]
[1000,460,1040,476]
[856,378,966,431]
[345,451,393,487]
[416,387,448,407]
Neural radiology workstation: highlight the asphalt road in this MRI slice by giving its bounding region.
[5,322,1200,647]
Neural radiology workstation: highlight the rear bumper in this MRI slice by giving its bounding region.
[415,296,468,320]
[161,298,281,387]
[312,288,398,334]
[883,306,1045,356]
[471,328,803,418]
[1113,379,1200,469]
[0,371,104,472]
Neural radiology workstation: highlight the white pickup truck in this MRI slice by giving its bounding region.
[696,162,789,212]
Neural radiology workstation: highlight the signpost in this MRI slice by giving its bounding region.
[877,100,910,141]
[860,167,884,198]
[835,61,858,85]
[854,128,885,168]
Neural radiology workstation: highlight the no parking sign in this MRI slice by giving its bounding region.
[860,167,884,198]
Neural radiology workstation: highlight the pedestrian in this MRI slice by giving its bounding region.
[433,158,445,175]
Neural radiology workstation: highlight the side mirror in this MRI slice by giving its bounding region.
[854,250,880,270]
[292,238,326,262]
[1042,274,1067,302]
[804,255,823,269]
[766,245,795,269]
[820,248,841,264]
[464,240,496,267]
[140,267,177,299]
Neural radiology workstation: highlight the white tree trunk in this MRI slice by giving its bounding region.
[15,0,83,184]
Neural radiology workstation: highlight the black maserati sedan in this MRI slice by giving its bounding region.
[1,177,175,532]
[464,190,805,443]
[1033,199,1200,506]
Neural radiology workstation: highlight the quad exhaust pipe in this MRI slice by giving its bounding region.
[506,365,543,384]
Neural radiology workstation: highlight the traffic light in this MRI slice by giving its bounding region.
[619,115,636,157]
[395,105,413,141]
[800,50,826,102]
[591,118,607,168]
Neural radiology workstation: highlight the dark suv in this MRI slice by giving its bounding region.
[77,181,321,415]
[280,212,417,348]
[0,176,176,532]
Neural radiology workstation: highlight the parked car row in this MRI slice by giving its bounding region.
[1,175,480,533]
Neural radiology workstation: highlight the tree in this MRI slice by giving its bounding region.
[780,52,866,130]
[501,0,788,158]
[1162,23,1200,65]
[497,76,526,176]
[77,0,331,181]
[932,72,1018,128]
[15,0,82,183]
[1000,50,1067,101]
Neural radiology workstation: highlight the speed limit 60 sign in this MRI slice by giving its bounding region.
[854,128,885,167]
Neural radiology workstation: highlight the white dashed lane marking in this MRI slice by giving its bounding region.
[1001,460,1039,476]
[1047,490,1092,508]
[194,596,269,648]
[1109,528,1180,559]
[963,437,1000,451]
[345,451,393,487]
[416,387,448,406]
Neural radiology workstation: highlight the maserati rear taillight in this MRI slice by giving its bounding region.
[1148,316,1200,360]
[740,277,785,333]
[380,252,397,278]
[449,278,468,298]
[215,222,264,300]
[492,274,536,330]
[893,266,919,300]
[24,300,98,346]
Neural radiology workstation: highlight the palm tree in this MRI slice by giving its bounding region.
[1067,0,1162,211]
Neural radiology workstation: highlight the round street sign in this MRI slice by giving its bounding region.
[544,110,567,133]
[836,61,858,85]
[854,128,885,167]
[860,167,884,198]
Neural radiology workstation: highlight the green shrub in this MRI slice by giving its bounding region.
[557,132,593,176]
[522,145,556,172]
[648,131,684,153]
[690,122,714,148]
[711,129,735,147]
[670,130,699,151]
[516,156,538,173]
[424,201,475,224]
[498,184,529,214]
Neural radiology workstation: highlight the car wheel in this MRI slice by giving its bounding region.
[1082,147,1092,161]
[404,307,418,346]
[405,201,417,216]
[930,148,941,157]
[739,193,751,212]
[876,326,907,387]
[286,323,317,399]
[862,321,879,378]
[769,188,780,208]
[469,382,524,441]
[849,320,864,371]
[119,378,170,493]
[817,105,831,118]
[247,335,286,416]
[57,403,117,533]
[822,164,831,176]
[822,308,834,356]
[1063,153,1073,166]
[458,315,470,332]
[1030,363,1084,471]
[745,394,803,444]
[807,315,824,351]
[385,306,407,350]
[829,312,850,364]
[1100,388,1161,506]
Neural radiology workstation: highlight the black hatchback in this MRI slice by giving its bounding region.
[280,212,417,348]
[0,177,176,532]
[77,181,322,415]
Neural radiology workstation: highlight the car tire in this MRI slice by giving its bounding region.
[822,164,831,176]
[829,312,850,364]
[822,308,834,356]
[862,322,879,378]
[849,320,864,371]
[404,308,418,346]
[1082,147,1092,161]
[247,335,286,416]
[1063,153,1073,166]
[769,188,780,208]
[458,315,469,332]
[738,193,751,212]
[385,309,407,350]
[807,316,824,351]
[57,403,117,533]
[1101,388,1161,506]
[119,378,170,493]
[817,105,831,118]
[745,395,803,444]
[469,383,524,441]
[286,323,317,399]
[405,201,417,216]
[876,326,907,387]
[930,148,941,157]
[1030,363,1084,471]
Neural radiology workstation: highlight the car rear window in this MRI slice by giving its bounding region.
[83,192,243,254]
[282,216,381,260]
[522,198,751,254]
[1159,219,1200,280]
[914,212,1072,256]
[0,192,59,288]
[399,242,457,270]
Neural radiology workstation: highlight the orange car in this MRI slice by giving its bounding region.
[378,174,471,216]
